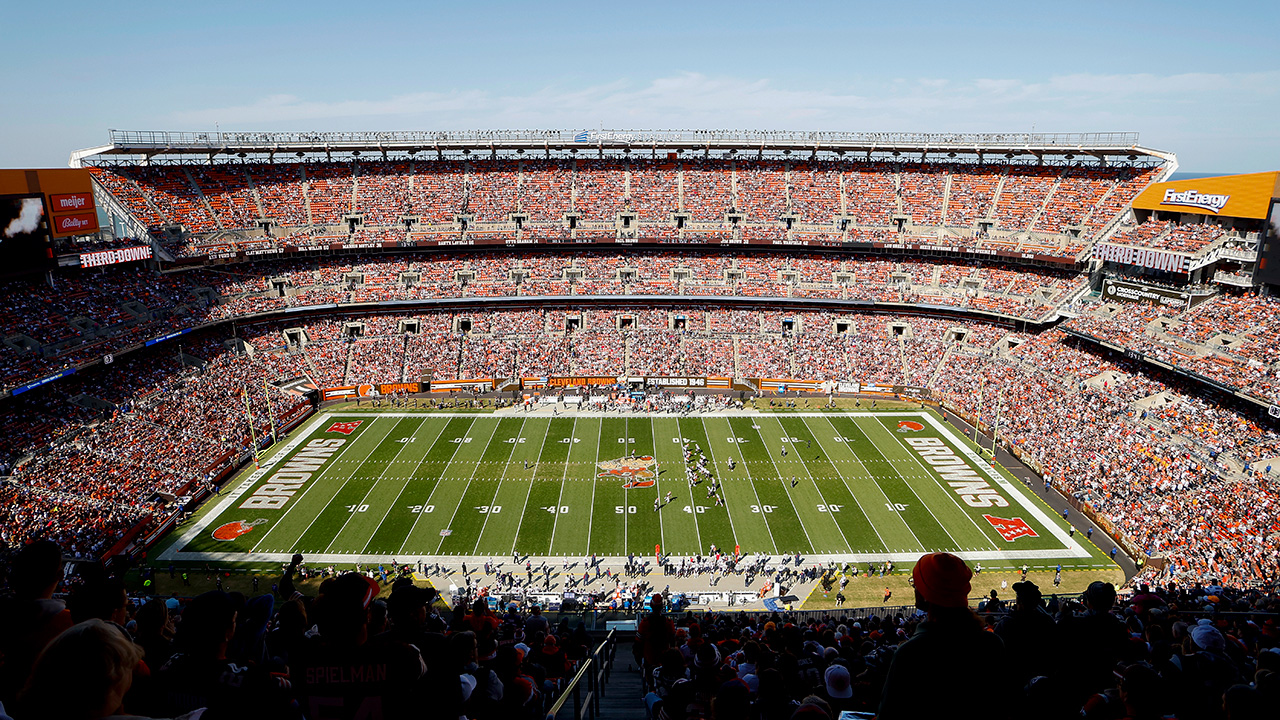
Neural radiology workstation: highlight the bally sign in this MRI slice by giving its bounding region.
[54,212,98,235]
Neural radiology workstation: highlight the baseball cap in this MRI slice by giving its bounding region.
[824,664,852,699]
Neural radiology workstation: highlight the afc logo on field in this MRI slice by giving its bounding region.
[326,420,363,435]
[983,514,1039,542]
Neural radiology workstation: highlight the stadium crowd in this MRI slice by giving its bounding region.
[1066,291,1280,404]
[3,539,1277,720]
[633,555,1280,720]
[2,299,1279,596]
[0,544,602,720]
[86,159,1164,261]
[0,250,1088,394]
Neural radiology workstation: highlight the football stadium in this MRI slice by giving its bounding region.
[3,125,1279,718]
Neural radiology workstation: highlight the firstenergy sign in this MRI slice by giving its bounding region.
[1132,171,1279,220]
[1160,188,1230,214]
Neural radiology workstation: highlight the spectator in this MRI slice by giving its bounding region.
[16,619,154,720]
[0,540,73,707]
[877,552,1012,719]
[290,573,428,719]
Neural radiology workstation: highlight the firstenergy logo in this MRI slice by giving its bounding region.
[1160,188,1230,214]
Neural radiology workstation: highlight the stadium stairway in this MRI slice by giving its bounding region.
[596,641,646,720]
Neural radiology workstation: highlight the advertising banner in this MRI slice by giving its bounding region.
[1131,171,1279,220]
[644,376,707,388]
[429,379,494,393]
[758,378,821,392]
[1101,278,1191,311]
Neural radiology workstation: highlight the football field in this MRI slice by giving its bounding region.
[162,409,1105,569]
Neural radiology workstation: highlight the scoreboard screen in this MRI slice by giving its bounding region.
[0,194,54,277]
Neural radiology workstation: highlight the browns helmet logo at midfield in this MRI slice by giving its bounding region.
[597,456,658,489]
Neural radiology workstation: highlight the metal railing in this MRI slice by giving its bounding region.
[104,128,1143,151]
[545,629,618,720]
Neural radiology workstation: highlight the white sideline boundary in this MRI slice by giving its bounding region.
[160,411,1097,565]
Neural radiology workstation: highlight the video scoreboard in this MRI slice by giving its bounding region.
[0,168,99,277]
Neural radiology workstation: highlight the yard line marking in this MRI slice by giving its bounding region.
[872,416,1004,550]
[395,417,479,557]
[702,417,777,554]
[503,417,550,556]
[546,416,578,552]
[798,415,895,552]
[741,417,817,554]
[585,416,602,557]
[761,416,850,552]
[250,416,394,553]
[650,416,674,556]
[822,414,930,551]
[322,418,425,554]
[471,417,528,554]
[357,417,448,555]
[850,416,964,551]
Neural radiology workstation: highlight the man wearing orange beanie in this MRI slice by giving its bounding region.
[877,553,1013,719]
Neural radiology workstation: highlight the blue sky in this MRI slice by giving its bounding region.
[2,0,1277,172]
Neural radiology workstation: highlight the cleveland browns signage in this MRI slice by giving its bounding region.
[903,436,1008,508]
[238,437,348,510]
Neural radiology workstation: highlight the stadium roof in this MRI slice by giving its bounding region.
[71,129,1174,165]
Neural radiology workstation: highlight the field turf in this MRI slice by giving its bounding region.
[162,410,1110,572]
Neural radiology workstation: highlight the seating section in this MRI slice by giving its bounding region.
[0,252,1087,393]
[1106,219,1229,254]
[89,158,1162,259]
[1066,291,1280,404]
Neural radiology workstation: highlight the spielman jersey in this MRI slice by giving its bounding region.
[291,636,428,720]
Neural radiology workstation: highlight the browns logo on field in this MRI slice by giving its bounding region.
[897,420,925,432]
[597,456,658,489]
[211,518,267,541]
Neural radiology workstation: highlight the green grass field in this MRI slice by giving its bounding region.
[159,409,1112,573]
